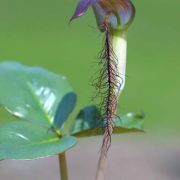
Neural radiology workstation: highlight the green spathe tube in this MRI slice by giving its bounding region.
[92,0,135,93]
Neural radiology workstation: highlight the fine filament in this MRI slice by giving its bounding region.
[92,25,123,155]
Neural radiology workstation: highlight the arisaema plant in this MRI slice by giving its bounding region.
[0,0,144,180]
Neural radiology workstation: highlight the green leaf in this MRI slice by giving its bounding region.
[70,105,144,137]
[113,113,144,133]
[0,121,77,160]
[0,61,73,127]
[53,92,77,129]
[0,61,78,159]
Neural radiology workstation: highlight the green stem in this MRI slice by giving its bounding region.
[58,152,68,180]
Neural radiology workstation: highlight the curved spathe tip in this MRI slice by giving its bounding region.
[70,0,100,22]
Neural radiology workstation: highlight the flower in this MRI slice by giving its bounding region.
[71,0,135,32]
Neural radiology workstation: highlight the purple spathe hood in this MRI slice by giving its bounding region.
[71,0,135,31]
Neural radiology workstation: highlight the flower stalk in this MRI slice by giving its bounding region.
[58,153,68,180]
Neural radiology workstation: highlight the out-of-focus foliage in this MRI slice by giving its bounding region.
[70,105,144,137]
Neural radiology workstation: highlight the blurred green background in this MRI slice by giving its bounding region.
[0,0,179,136]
